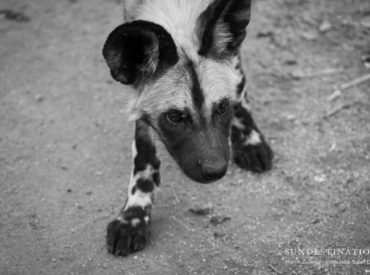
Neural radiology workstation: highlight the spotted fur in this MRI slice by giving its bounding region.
[103,0,273,256]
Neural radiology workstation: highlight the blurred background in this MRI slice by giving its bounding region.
[0,0,369,274]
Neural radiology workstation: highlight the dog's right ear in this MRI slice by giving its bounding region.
[102,20,178,85]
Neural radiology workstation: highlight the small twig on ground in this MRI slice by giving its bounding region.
[309,68,343,78]
[323,101,359,119]
[171,182,180,204]
[291,68,343,79]
[268,264,281,274]
[326,90,341,102]
[170,216,193,232]
[328,73,370,103]
[338,73,370,91]
[324,73,370,119]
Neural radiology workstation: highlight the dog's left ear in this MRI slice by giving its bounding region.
[197,0,251,58]
[102,20,178,85]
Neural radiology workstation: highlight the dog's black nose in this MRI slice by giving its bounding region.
[200,158,227,182]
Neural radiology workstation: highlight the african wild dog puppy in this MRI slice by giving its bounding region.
[102,0,273,256]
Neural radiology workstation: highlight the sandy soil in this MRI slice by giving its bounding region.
[1,0,369,274]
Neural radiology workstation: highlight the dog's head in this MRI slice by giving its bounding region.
[103,0,251,183]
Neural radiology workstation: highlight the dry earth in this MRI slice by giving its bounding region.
[0,0,369,274]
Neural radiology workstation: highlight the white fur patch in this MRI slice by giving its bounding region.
[127,141,137,196]
[231,55,240,68]
[142,38,160,75]
[123,0,144,21]
[131,218,141,227]
[136,165,156,180]
[232,117,245,130]
[136,0,213,61]
[116,216,128,224]
[198,59,241,117]
[131,140,137,161]
[134,65,193,119]
[212,20,232,54]
[244,130,261,146]
[125,189,152,210]
[241,97,251,112]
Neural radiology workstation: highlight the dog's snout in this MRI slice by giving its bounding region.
[200,158,227,182]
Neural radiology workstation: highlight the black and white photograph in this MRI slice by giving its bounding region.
[1,0,369,274]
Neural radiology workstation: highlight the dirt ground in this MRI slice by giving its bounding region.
[0,0,369,274]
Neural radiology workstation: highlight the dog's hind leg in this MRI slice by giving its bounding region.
[231,55,274,173]
[106,119,160,256]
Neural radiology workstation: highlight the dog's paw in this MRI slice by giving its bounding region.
[107,206,150,256]
[233,132,273,173]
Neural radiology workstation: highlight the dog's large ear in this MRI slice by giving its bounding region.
[102,20,178,85]
[197,0,251,58]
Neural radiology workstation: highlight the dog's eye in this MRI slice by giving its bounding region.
[216,100,229,115]
[166,110,187,123]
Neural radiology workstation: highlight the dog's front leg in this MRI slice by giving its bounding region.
[231,56,274,172]
[107,119,160,256]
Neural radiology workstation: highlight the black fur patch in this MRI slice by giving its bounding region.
[231,101,258,141]
[186,61,205,112]
[102,20,178,85]
[233,102,256,126]
[136,178,154,193]
[152,171,160,186]
[122,206,150,221]
[236,75,246,96]
[133,120,160,174]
